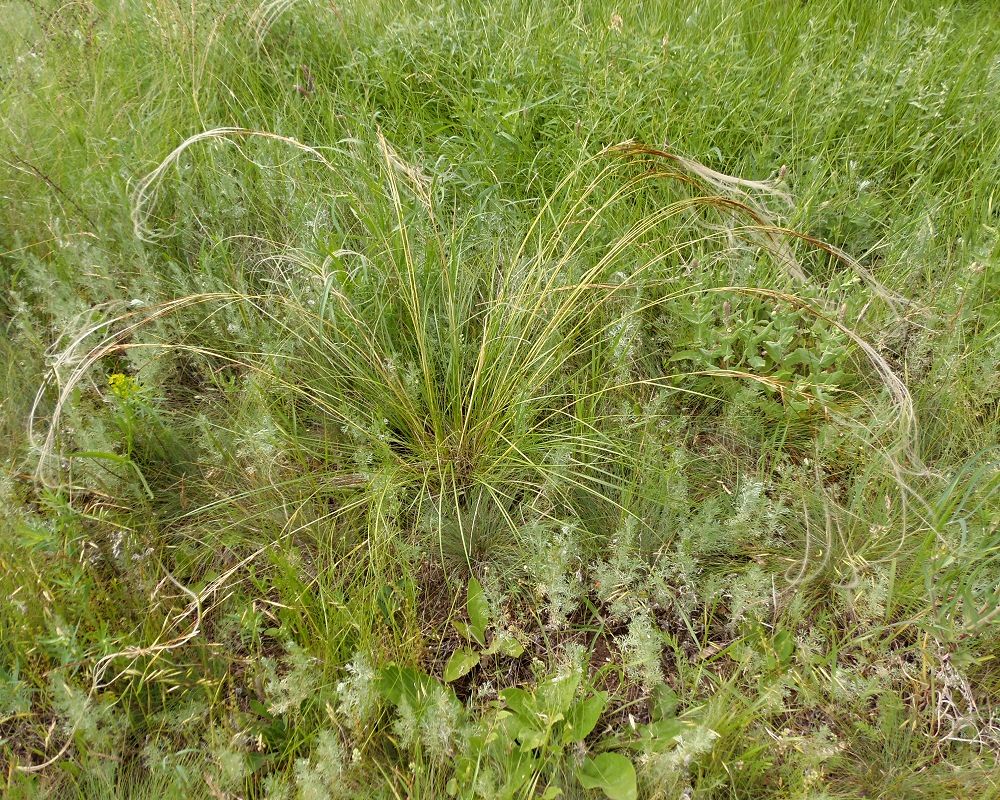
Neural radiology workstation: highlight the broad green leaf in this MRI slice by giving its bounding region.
[638,717,687,752]
[515,724,549,751]
[500,638,525,657]
[536,669,581,717]
[651,684,678,720]
[563,691,607,743]
[484,633,525,658]
[467,577,489,645]
[576,753,636,800]
[500,693,549,750]
[376,664,416,706]
[773,630,795,664]
[377,664,456,710]
[500,687,537,720]
[784,347,814,367]
[763,340,784,361]
[444,648,480,682]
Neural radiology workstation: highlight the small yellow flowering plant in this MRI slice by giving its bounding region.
[107,372,143,401]
[105,371,171,471]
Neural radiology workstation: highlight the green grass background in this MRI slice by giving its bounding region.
[1,0,999,797]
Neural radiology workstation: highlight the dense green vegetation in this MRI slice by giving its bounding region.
[2,1,999,797]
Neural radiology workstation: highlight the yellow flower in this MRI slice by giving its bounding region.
[108,372,141,400]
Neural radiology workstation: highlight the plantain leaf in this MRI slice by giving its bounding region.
[467,577,489,645]
[576,753,636,800]
[563,691,607,743]
[444,648,480,683]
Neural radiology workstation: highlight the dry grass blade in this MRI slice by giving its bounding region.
[130,127,335,242]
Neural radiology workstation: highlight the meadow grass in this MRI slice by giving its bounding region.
[2,1,999,798]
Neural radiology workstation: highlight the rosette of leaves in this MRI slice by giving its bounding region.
[450,666,636,800]
[667,295,850,414]
[444,577,524,683]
